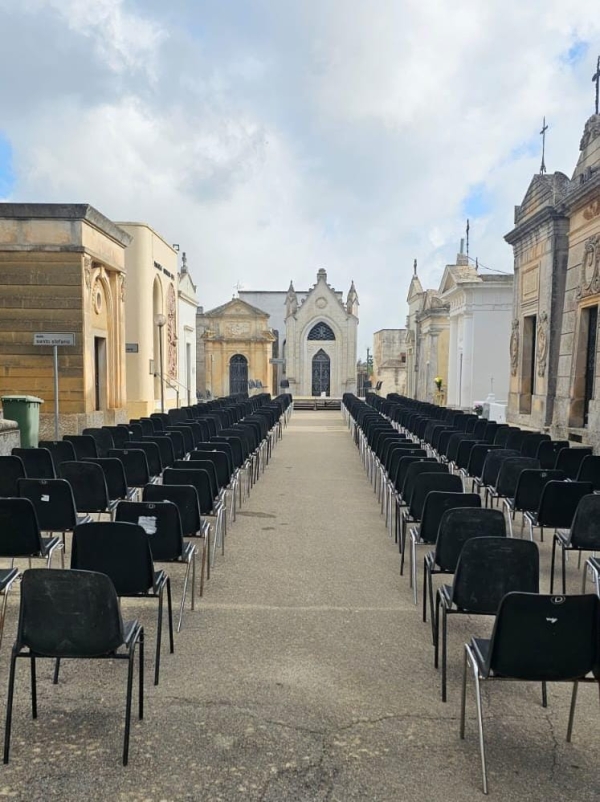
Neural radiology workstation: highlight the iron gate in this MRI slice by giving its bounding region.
[311,349,331,396]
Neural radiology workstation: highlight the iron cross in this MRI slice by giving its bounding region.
[540,117,548,175]
[593,56,600,115]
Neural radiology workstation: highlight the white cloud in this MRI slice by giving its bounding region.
[1,0,600,354]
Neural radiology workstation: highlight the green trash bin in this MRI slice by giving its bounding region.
[1,395,44,448]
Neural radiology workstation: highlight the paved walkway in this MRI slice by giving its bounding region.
[2,411,600,800]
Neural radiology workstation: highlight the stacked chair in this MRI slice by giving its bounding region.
[0,391,292,765]
[343,391,600,794]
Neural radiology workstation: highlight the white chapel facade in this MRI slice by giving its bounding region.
[283,269,359,397]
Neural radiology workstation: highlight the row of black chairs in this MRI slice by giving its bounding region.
[344,392,600,794]
[0,392,293,766]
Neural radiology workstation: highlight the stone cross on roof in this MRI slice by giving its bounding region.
[593,55,600,115]
[540,116,548,175]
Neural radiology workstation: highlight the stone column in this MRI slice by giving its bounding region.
[447,317,458,406]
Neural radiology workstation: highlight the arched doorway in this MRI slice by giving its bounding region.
[229,354,248,395]
[312,349,330,396]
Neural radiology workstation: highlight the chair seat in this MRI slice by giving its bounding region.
[0,568,19,592]
[555,529,570,546]
[122,619,141,649]
[439,584,453,606]
[524,511,538,526]
[77,514,93,526]
[504,499,516,512]
[588,557,600,572]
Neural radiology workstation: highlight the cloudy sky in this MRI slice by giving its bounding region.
[1,1,599,355]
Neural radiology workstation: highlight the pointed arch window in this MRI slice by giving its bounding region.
[308,322,335,341]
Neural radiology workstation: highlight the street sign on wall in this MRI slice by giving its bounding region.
[33,333,75,347]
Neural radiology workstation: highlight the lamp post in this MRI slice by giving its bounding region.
[154,313,166,413]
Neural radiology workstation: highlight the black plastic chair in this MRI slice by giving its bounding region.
[163,468,223,568]
[72,521,173,686]
[38,440,76,470]
[460,592,600,794]
[142,436,176,470]
[485,456,539,508]
[59,461,117,518]
[461,444,502,492]
[401,471,460,578]
[425,508,506,638]
[477,449,520,500]
[551,494,600,593]
[0,497,63,568]
[63,435,98,460]
[435,537,539,703]
[524,480,593,541]
[554,447,593,479]
[575,454,600,491]
[520,432,550,458]
[127,442,162,480]
[0,456,26,497]
[143,483,210,591]
[116,501,197,631]
[3,569,143,766]
[398,463,449,553]
[103,425,131,449]
[536,440,569,470]
[408,489,479,607]
[82,428,114,458]
[11,448,55,479]
[503,469,566,537]
[82,458,136,502]
[17,478,91,553]
[108,449,152,491]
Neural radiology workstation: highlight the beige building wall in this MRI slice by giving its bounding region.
[201,299,275,397]
[117,223,179,417]
[0,203,130,436]
[373,329,409,397]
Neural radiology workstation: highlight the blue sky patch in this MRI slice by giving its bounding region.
[462,183,492,218]
[562,40,588,66]
[0,133,15,198]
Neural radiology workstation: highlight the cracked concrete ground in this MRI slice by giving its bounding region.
[0,410,599,800]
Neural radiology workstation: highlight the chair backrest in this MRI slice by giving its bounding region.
[512,469,566,512]
[466,444,501,479]
[495,457,540,497]
[63,435,98,460]
[194,443,234,475]
[107,449,150,488]
[11,447,55,479]
[59,461,110,513]
[409,472,463,521]
[82,458,128,500]
[102,425,131,449]
[115,500,184,561]
[554,447,593,479]
[434,508,506,572]
[17,477,78,531]
[142,436,175,469]
[401,460,447,504]
[566,494,600,549]
[418,491,480,545]
[485,593,600,680]
[536,440,569,470]
[38,440,77,468]
[71,521,155,595]
[173,460,218,497]
[537,481,594,528]
[163,468,214,514]
[82,428,114,458]
[492,425,512,446]
[452,537,539,614]
[575,455,600,491]
[520,433,550,458]
[189,450,231,486]
[481,449,520,487]
[143,483,202,537]
[0,455,26,496]
[18,569,125,657]
[127,441,162,476]
[0,497,44,556]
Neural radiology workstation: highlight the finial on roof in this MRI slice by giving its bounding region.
[317,267,327,282]
[593,55,600,115]
[540,116,548,175]
[413,259,417,276]
[181,251,188,273]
